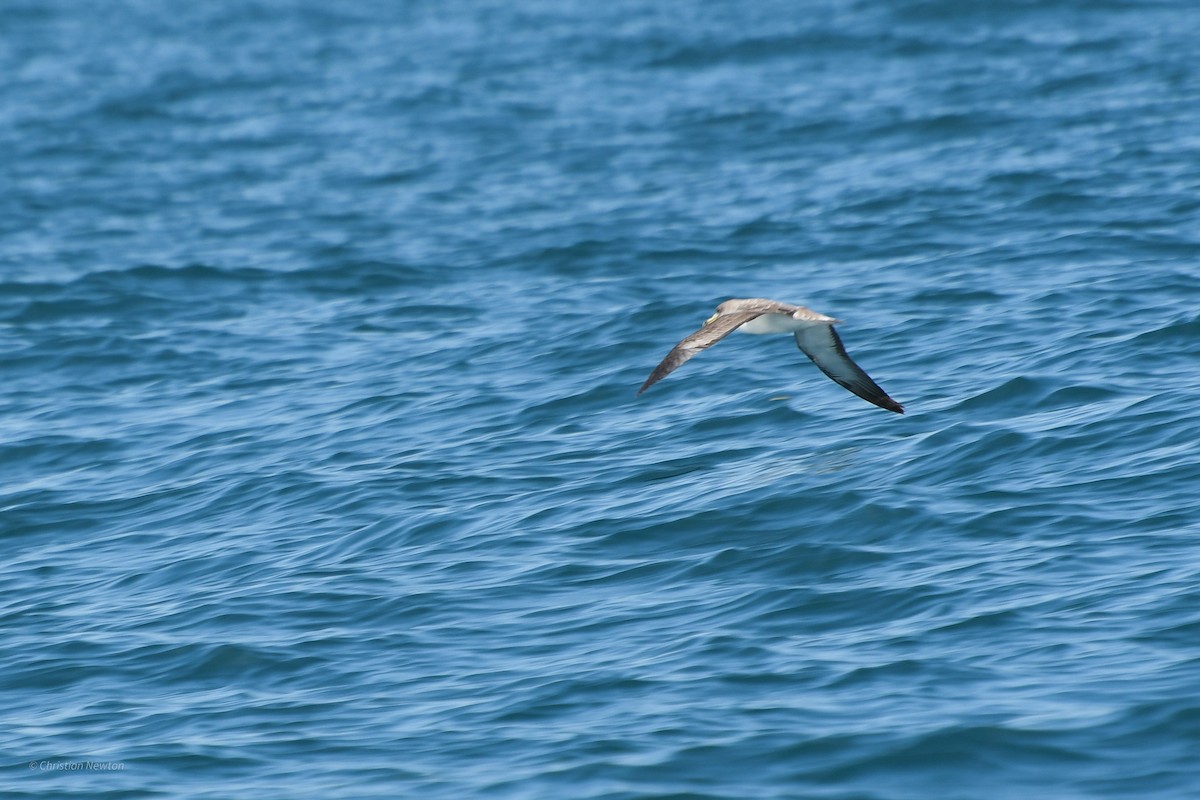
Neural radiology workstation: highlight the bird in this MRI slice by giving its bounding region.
[637,298,904,414]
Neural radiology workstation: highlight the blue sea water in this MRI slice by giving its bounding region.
[3,0,1200,797]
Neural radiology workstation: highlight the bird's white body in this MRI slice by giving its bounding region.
[737,311,834,334]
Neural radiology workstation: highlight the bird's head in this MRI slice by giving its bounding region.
[709,300,738,323]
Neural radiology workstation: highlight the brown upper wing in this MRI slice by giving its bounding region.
[637,312,763,395]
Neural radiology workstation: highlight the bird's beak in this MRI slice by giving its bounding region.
[705,312,719,324]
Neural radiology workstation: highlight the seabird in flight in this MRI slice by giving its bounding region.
[638,298,904,413]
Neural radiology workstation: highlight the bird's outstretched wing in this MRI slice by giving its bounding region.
[637,312,763,395]
[794,326,904,413]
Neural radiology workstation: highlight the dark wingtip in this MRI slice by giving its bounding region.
[637,371,662,396]
[850,383,904,414]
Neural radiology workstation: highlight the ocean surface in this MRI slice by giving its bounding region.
[3,1,1200,797]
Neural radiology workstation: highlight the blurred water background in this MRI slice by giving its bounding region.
[3,0,1200,797]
